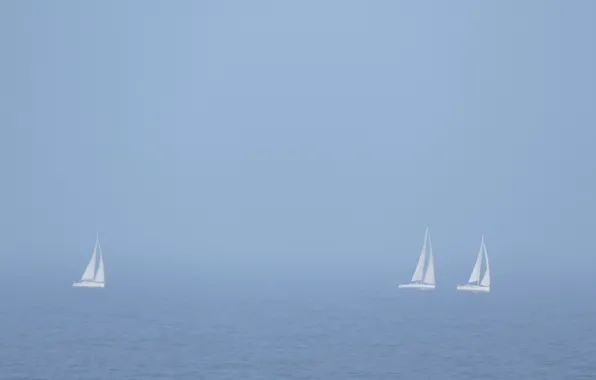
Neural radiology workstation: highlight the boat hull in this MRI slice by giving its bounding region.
[398,283,435,290]
[456,284,489,292]
[73,281,105,288]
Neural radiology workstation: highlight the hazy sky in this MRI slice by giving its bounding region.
[3,1,595,289]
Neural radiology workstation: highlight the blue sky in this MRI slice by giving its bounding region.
[3,1,595,289]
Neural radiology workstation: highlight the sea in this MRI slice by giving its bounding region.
[1,279,595,379]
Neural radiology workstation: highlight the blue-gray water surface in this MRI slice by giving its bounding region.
[2,279,594,380]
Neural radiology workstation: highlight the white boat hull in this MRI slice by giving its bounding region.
[398,283,435,290]
[73,281,105,288]
[456,284,489,292]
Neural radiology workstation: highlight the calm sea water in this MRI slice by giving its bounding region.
[2,280,595,379]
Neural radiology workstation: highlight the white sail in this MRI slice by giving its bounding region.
[80,242,97,281]
[95,251,105,283]
[479,241,490,287]
[410,228,428,282]
[423,234,435,285]
[467,242,483,284]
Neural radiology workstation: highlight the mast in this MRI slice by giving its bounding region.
[423,230,435,285]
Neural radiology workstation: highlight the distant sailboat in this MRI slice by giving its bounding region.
[456,236,490,293]
[398,228,436,290]
[73,234,105,288]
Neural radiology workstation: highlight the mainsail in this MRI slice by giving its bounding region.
[410,228,428,282]
[479,241,490,287]
[422,233,435,285]
[95,243,105,283]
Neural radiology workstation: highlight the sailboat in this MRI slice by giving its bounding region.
[73,234,105,288]
[398,228,436,290]
[456,236,490,292]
